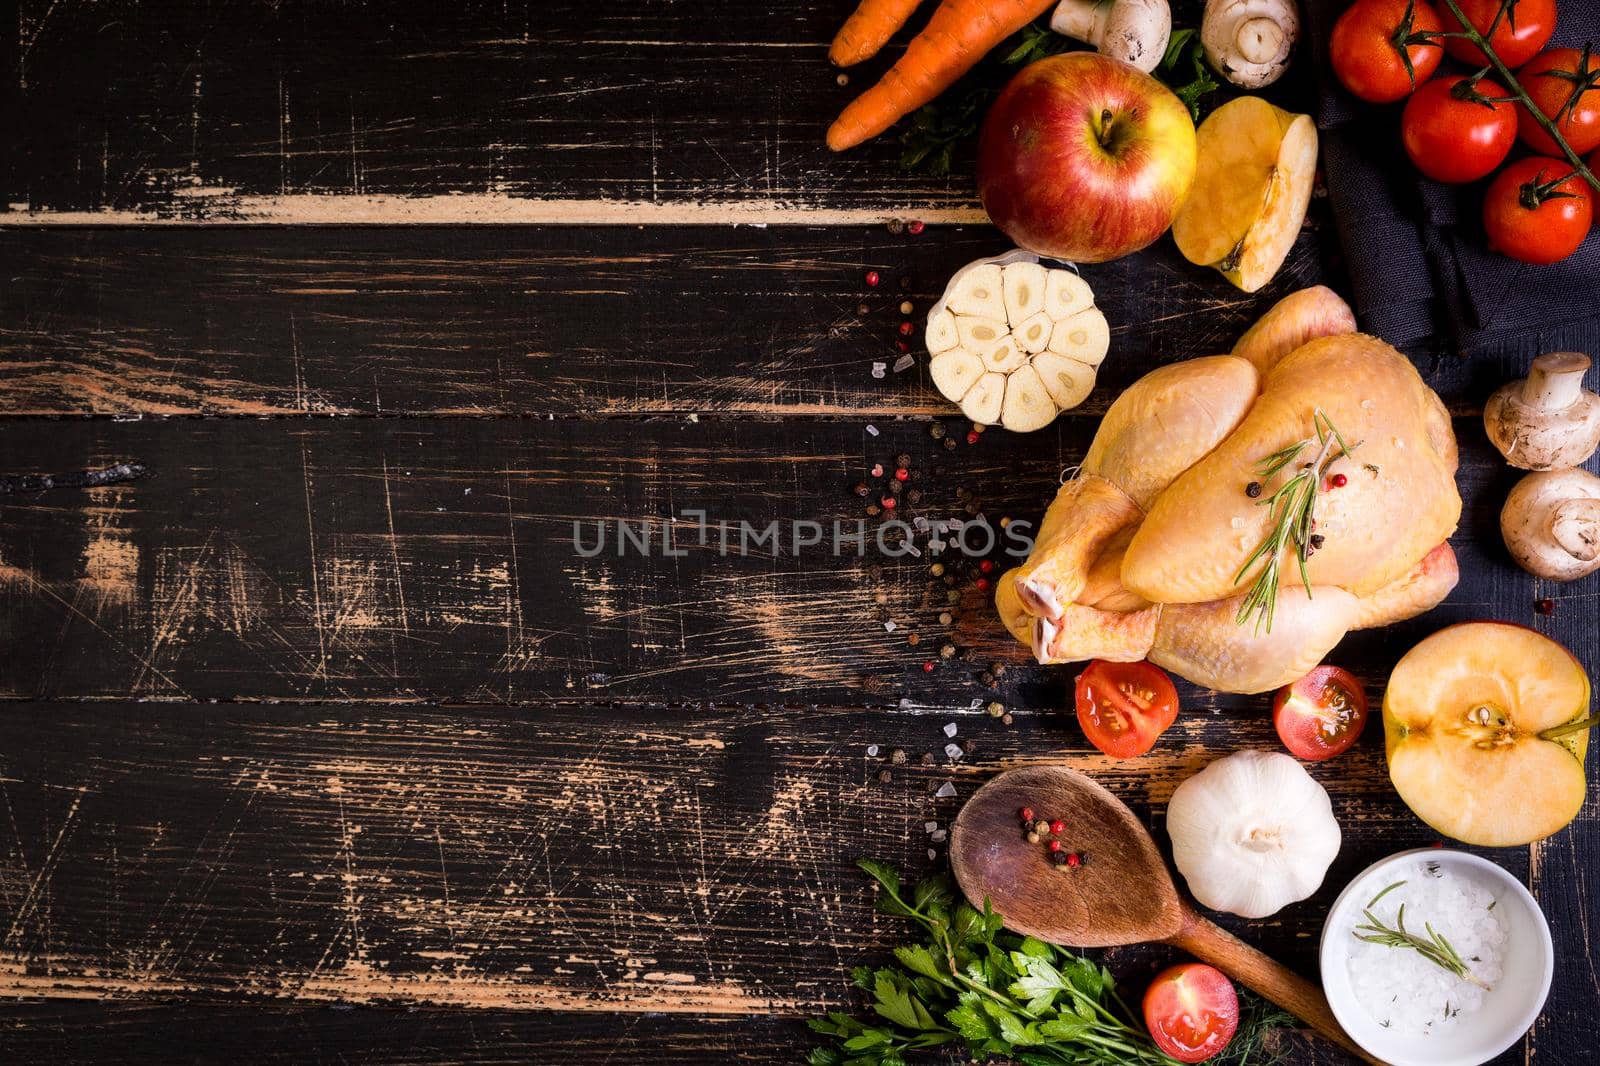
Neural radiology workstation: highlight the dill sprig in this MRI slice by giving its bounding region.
[1352,884,1491,991]
[1232,409,1357,633]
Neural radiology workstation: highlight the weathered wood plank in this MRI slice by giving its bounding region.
[0,1003,817,1064]
[0,701,1532,1031]
[0,416,1564,706]
[7,0,1254,221]
[0,226,1337,418]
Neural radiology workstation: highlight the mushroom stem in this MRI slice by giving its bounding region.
[1550,498,1600,563]
[1522,352,1591,411]
[1234,16,1286,64]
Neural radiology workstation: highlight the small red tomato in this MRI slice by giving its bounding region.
[1441,0,1555,68]
[1143,964,1240,1064]
[1517,48,1600,157]
[1273,666,1369,761]
[1483,157,1595,265]
[1330,0,1445,104]
[1401,76,1517,183]
[1074,660,1179,761]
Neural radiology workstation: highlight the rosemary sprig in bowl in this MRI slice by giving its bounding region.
[1233,409,1358,633]
[1352,880,1491,991]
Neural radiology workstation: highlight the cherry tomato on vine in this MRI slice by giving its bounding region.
[1401,76,1517,183]
[1483,157,1594,266]
[1073,660,1178,760]
[1143,964,1240,1064]
[1330,0,1445,104]
[1272,666,1369,761]
[1441,0,1556,69]
[1517,48,1600,157]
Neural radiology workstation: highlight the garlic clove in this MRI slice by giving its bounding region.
[955,316,1009,353]
[960,372,1007,425]
[1044,269,1095,321]
[1047,307,1111,367]
[1001,364,1057,433]
[979,336,1028,374]
[926,308,960,354]
[929,349,984,402]
[1002,261,1049,323]
[1032,352,1097,411]
[946,263,1007,319]
[1013,311,1055,354]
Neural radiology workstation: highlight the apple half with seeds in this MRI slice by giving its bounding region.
[1385,622,1593,847]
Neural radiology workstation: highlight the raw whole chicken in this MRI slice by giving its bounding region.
[996,287,1462,694]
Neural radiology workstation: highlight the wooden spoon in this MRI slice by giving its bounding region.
[950,764,1378,1065]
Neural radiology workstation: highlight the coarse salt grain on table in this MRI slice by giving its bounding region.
[1345,861,1507,1036]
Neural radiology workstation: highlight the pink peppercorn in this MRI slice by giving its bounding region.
[1019,806,1034,822]
[881,496,897,510]
[898,321,914,337]
[979,559,994,573]
[907,220,925,235]
[1066,853,1081,868]
[1049,819,1065,835]
[922,661,935,673]
[895,468,909,481]
[865,271,880,287]
[1048,839,1062,853]
[1330,473,1348,488]
[976,578,990,592]
[966,431,980,444]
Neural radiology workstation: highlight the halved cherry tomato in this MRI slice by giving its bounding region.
[1074,660,1178,760]
[1330,0,1444,105]
[1517,48,1600,157]
[1441,0,1556,69]
[1143,963,1240,1063]
[1483,156,1594,266]
[1401,75,1517,183]
[1273,666,1369,761]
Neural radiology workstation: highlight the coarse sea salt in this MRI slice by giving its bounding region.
[1345,860,1507,1036]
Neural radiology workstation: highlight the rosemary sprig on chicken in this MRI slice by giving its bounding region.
[1234,409,1358,633]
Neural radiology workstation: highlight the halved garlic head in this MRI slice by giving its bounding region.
[927,255,1110,432]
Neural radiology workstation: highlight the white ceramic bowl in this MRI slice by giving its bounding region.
[1319,849,1553,1066]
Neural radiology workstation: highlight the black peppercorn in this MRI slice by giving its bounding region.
[896,453,911,468]
[1051,850,1069,865]
[1536,598,1556,615]
[890,748,907,765]
[854,482,870,497]
[930,423,946,439]
[878,768,893,783]
[908,489,922,504]
[943,438,957,450]
[1309,534,1325,549]
[979,670,995,686]
[919,752,935,766]
[1245,481,1262,498]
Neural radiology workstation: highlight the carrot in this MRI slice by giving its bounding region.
[825,0,1055,152]
[830,0,925,67]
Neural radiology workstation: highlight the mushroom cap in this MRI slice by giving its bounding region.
[1501,469,1600,582]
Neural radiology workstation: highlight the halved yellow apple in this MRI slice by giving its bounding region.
[1385,622,1592,847]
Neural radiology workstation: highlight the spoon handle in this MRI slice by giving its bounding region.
[1167,903,1381,1066]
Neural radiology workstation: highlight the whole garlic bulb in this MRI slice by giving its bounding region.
[1167,750,1340,919]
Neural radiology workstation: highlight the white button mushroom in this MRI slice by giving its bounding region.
[1200,0,1299,89]
[1501,468,1600,582]
[1050,0,1173,74]
[1484,352,1600,471]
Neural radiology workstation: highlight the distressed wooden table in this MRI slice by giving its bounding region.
[2,2,1596,1062]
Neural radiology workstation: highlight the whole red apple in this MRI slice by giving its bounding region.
[978,53,1197,263]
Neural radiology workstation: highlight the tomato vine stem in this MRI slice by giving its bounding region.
[1434,0,1600,194]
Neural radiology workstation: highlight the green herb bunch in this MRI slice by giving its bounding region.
[808,860,1295,1066]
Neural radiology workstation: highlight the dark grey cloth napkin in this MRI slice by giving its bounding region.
[1305,0,1600,356]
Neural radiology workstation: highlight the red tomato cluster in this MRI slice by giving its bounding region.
[1330,0,1599,264]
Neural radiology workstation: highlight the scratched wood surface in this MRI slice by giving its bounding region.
[4,0,1600,1063]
